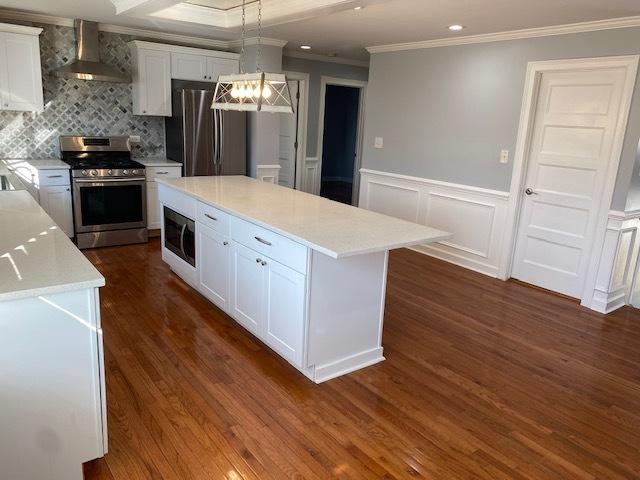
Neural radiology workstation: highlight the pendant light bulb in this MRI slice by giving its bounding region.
[262,85,272,99]
[231,82,239,98]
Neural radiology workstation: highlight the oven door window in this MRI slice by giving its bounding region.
[79,184,143,226]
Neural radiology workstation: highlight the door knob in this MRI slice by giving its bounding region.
[524,187,538,196]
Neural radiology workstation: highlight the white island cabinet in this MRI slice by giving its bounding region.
[158,176,451,383]
[0,190,106,480]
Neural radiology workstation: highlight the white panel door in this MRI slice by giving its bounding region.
[171,52,208,81]
[0,32,43,112]
[231,242,264,335]
[39,185,74,237]
[278,80,299,188]
[197,222,230,312]
[512,67,629,297]
[263,258,305,367]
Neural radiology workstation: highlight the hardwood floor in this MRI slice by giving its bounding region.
[82,239,640,480]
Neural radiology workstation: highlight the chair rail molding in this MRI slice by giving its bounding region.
[588,209,640,313]
[256,164,281,184]
[359,169,510,277]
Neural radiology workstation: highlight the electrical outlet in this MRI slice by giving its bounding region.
[500,149,509,164]
[130,135,141,143]
[374,137,384,149]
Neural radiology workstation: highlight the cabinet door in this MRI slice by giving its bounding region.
[172,52,209,81]
[197,223,230,312]
[146,181,160,230]
[263,258,306,367]
[40,185,73,237]
[0,32,43,112]
[134,49,171,116]
[231,242,264,335]
[207,57,238,82]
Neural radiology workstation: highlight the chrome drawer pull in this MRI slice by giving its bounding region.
[156,171,169,175]
[254,236,272,246]
[47,175,63,178]
[204,213,217,221]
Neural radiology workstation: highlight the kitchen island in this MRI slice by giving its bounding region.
[0,190,106,480]
[158,176,451,382]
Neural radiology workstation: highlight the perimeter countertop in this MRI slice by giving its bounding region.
[157,176,452,258]
[0,190,104,302]
[136,158,182,167]
[3,159,70,170]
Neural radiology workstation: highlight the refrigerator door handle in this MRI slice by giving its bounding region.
[218,111,224,175]
[212,109,219,175]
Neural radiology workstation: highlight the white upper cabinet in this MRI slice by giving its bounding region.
[171,52,208,81]
[130,42,172,116]
[0,24,44,112]
[131,41,239,116]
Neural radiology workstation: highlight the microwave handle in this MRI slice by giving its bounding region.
[179,223,188,259]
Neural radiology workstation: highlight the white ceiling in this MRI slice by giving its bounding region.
[1,0,640,61]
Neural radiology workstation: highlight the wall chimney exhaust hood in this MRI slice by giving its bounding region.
[55,19,130,83]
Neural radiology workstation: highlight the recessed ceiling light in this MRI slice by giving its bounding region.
[354,6,363,10]
[300,45,311,50]
[448,24,464,31]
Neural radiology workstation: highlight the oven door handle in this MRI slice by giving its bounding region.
[179,223,188,260]
[74,177,145,183]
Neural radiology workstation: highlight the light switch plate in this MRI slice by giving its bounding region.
[130,135,141,143]
[500,149,509,164]
[374,137,384,149]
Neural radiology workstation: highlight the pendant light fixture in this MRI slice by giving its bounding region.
[212,0,293,113]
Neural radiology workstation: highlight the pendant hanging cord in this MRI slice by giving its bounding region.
[257,0,262,72]
[240,0,246,74]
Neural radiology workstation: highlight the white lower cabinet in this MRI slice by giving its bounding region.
[197,222,230,312]
[39,184,73,237]
[227,241,306,367]
[263,258,306,367]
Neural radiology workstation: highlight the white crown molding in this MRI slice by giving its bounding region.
[228,37,288,49]
[284,50,369,68]
[366,15,640,54]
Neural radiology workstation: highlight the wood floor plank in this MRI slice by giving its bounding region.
[82,241,640,479]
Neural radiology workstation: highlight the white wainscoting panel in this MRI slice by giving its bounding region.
[256,164,281,184]
[590,210,640,313]
[303,157,319,194]
[359,169,510,277]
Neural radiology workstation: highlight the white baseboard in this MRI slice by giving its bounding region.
[312,347,384,383]
[359,168,510,278]
[256,164,281,184]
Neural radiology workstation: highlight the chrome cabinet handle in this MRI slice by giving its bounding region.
[254,236,272,246]
[204,213,217,221]
[156,171,169,175]
[223,241,228,246]
[256,257,262,263]
[261,261,267,266]
[524,187,538,196]
[47,175,63,178]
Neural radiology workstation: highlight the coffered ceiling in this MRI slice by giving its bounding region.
[1,0,640,62]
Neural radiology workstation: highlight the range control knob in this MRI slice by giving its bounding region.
[81,169,88,176]
[107,169,113,176]
[123,169,129,175]
[90,169,98,176]
[132,169,139,175]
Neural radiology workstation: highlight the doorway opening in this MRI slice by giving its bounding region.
[278,72,308,190]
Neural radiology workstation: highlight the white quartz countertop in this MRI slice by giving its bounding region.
[0,191,104,302]
[137,158,182,167]
[3,159,70,170]
[157,176,452,258]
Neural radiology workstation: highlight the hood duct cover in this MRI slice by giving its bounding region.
[55,19,130,83]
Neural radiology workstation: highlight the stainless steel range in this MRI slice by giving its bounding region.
[60,135,148,249]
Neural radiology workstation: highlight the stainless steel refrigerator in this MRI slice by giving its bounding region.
[165,80,247,176]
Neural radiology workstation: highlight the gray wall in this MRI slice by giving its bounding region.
[0,24,165,159]
[362,27,640,210]
[281,56,369,158]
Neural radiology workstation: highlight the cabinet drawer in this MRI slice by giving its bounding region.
[197,202,230,235]
[146,166,182,181]
[231,217,307,274]
[38,169,70,186]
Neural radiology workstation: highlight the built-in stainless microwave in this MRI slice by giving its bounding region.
[163,207,196,267]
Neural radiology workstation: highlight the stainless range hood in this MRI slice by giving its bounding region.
[55,19,130,83]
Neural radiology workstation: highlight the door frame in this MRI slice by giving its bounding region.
[499,55,639,307]
[283,70,309,190]
[317,76,368,204]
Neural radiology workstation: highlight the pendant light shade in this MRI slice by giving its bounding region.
[212,72,293,113]
[212,0,293,114]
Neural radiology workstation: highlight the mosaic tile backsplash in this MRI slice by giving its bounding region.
[0,24,165,159]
